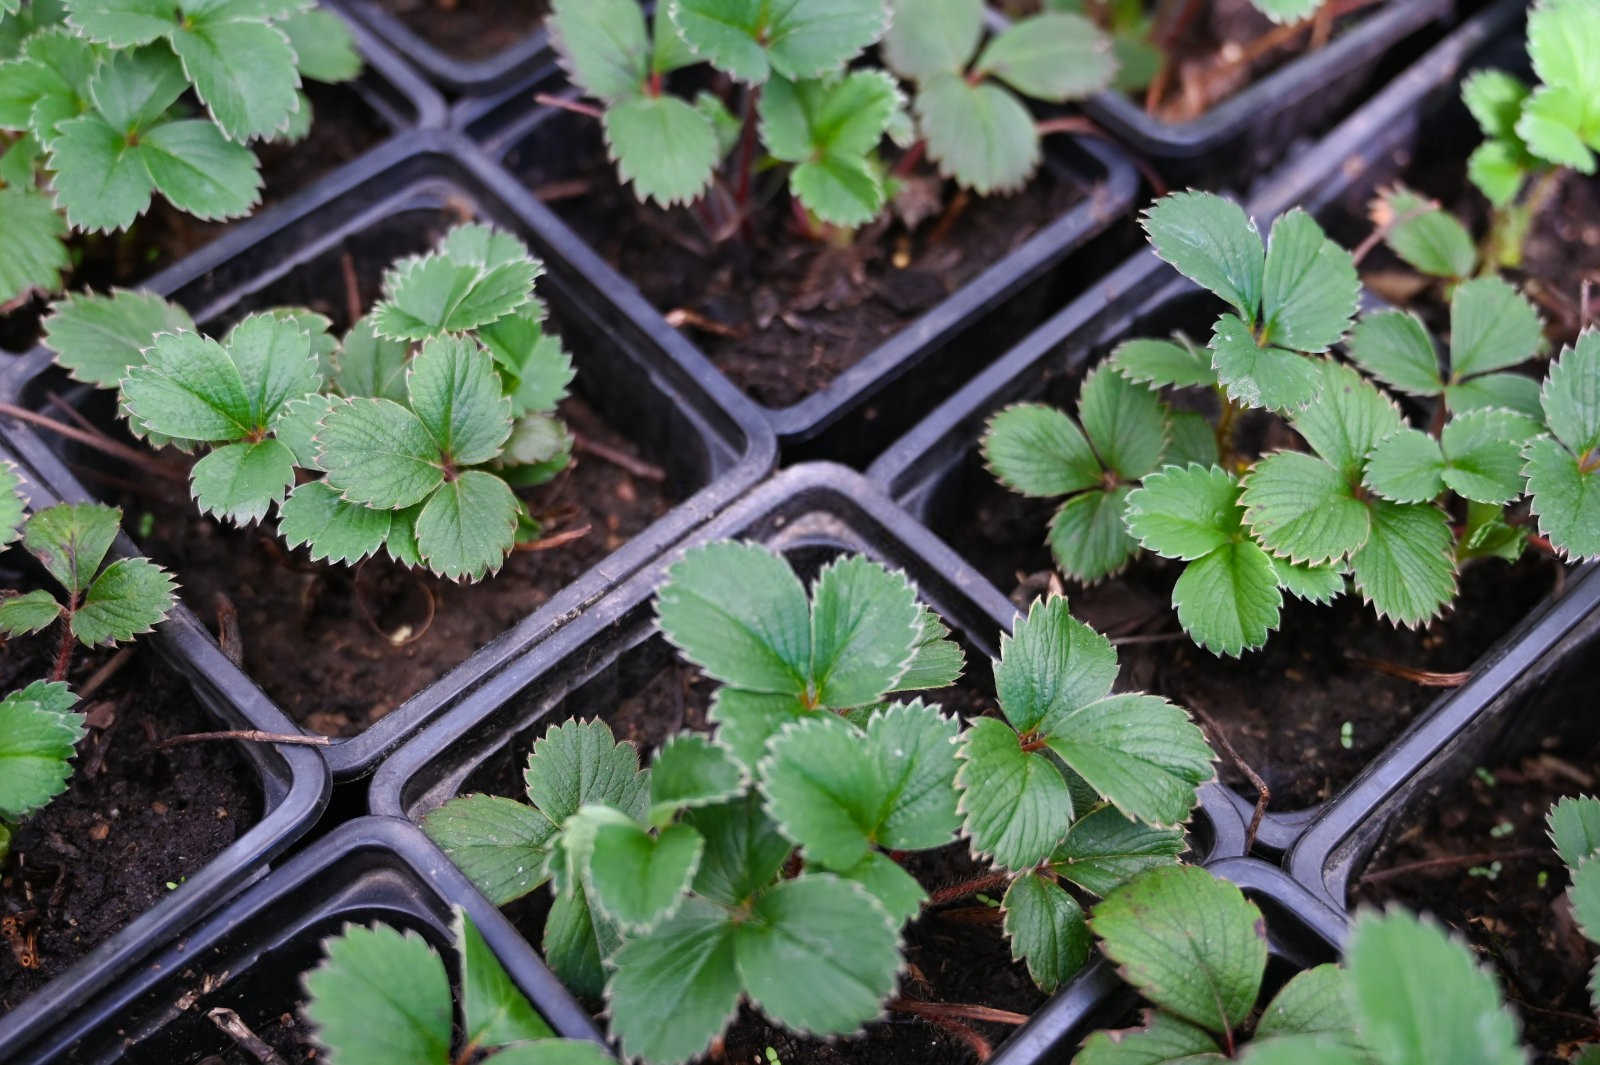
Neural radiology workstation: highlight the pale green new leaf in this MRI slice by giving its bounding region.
[1142,191,1263,322]
[603,93,719,208]
[974,12,1116,102]
[1251,0,1321,22]
[1462,69,1529,142]
[1468,140,1529,208]
[1048,805,1183,896]
[915,71,1039,194]
[43,288,196,389]
[1002,871,1090,992]
[0,682,83,822]
[1377,186,1476,280]
[423,793,559,905]
[372,231,539,340]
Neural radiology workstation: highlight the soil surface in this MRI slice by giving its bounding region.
[0,611,260,1012]
[1355,733,1600,1062]
[0,82,388,355]
[511,121,1086,410]
[377,0,548,60]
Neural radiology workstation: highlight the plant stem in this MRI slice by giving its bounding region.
[572,431,667,481]
[1036,116,1169,196]
[49,598,76,683]
[533,92,604,120]
[0,402,187,482]
[889,1000,993,1061]
[733,85,762,243]
[1358,847,1548,886]
[1346,654,1471,688]
[892,139,926,178]
[1214,391,1243,470]
[929,870,1014,906]
[889,998,1030,1027]
[1189,700,1269,852]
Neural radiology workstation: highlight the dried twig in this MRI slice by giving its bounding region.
[76,646,135,702]
[1358,847,1548,886]
[215,592,244,667]
[515,524,592,552]
[340,250,363,326]
[0,402,185,482]
[1346,654,1471,688]
[1189,700,1269,851]
[534,92,603,120]
[208,1008,287,1065]
[572,431,667,482]
[158,729,331,749]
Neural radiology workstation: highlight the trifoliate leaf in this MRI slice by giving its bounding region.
[423,793,558,906]
[1348,310,1443,397]
[0,186,66,305]
[1047,805,1183,896]
[1550,796,1600,869]
[0,683,83,822]
[1364,428,1446,503]
[605,897,742,1065]
[1173,539,1282,657]
[656,541,811,695]
[1049,484,1138,583]
[1073,1011,1224,1065]
[994,594,1116,735]
[974,12,1115,101]
[1241,451,1368,564]
[1002,871,1090,993]
[1255,964,1357,1045]
[1110,336,1218,390]
[72,555,175,645]
[301,923,452,1065]
[372,235,539,341]
[982,402,1103,498]
[670,0,889,84]
[1045,693,1213,827]
[808,554,921,707]
[189,438,296,524]
[1090,866,1267,1033]
[1344,908,1524,1065]
[1209,314,1322,412]
[279,8,361,84]
[277,480,392,565]
[1080,364,1169,481]
[603,92,719,208]
[1124,464,1241,561]
[0,589,64,637]
[1376,186,1477,280]
[44,289,196,389]
[1259,208,1358,353]
[915,70,1039,194]
[453,907,555,1048]
[414,465,517,579]
[957,715,1074,870]
[525,718,649,825]
[1349,500,1456,627]
[1142,191,1263,322]
[762,71,899,226]
[881,0,981,80]
[24,501,121,595]
[581,814,704,933]
[47,112,159,232]
[549,0,649,103]
[316,398,445,509]
[1450,276,1544,380]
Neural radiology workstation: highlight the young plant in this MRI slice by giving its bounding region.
[0,0,362,306]
[301,907,612,1065]
[1549,794,1600,1062]
[1070,866,1529,1065]
[424,544,1216,1064]
[41,222,578,582]
[1461,0,1600,267]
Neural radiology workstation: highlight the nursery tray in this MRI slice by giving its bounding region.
[334,0,556,97]
[13,817,602,1065]
[0,130,776,782]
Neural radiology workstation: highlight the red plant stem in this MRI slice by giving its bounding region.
[733,86,762,242]
[533,92,604,120]
[893,139,927,178]
[0,402,186,482]
[1036,116,1168,197]
[49,602,76,683]
[929,870,1014,907]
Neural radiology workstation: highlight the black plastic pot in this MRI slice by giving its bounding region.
[333,0,555,97]
[0,128,777,783]
[455,81,1142,467]
[12,816,605,1065]
[0,453,331,1065]
[865,0,1552,855]
[369,462,1247,1063]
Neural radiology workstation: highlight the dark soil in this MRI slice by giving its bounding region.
[0,82,388,355]
[509,119,1086,410]
[0,617,260,1011]
[377,0,548,60]
[1354,735,1600,1062]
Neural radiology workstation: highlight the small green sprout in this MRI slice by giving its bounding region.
[1339,721,1353,749]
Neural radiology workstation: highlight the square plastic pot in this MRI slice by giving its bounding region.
[13,817,603,1065]
[0,451,331,1065]
[332,0,556,97]
[0,129,776,782]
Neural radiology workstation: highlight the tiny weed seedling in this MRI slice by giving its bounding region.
[42,222,578,582]
[301,907,612,1065]
[0,0,362,306]
[1072,866,1528,1065]
[986,188,1600,657]
[424,543,1216,1064]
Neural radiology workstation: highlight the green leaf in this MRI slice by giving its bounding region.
[302,922,452,1065]
[605,897,742,1065]
[140,116,262,216]
[71,554,174,646]
[1459,499,1528,563]
[670,0,889,84]
[1142,191,1263,322]
[1344,908,1524,1065]
[1467,140,1529,209]
[685,796,792,906]
[1450,277,1544,380]
[0,683,83,822]
[656,541,811,695]
[525,718,649,825]
[1173,539,1282,657]
[808,554,921,707]
[47,112,156,232]
[708,687,811,771]
[405,335,513,466]
[334,316,410,401]
[1079,365,1169,481]
[1439,408,1540,504]
[1540,330,1600,455]
[1463,70,1529,141]
[544,881,616,1000]
[1348,310,1443,397]
[1002,871,1090,992]
[277,480,392,565]
[1045,693,1214,827]
[1251,0,1320,22]
[65,0,179,47]
[1073,1011,1225,1065]
[1240,1038,1363,1065]
[649,733,746,824]
[0,186,66,305]
[830,850,925,925]
[373,232,539,340]
[171,13,299,141]
[763,71,900,226]
[423,793,558,905]
[1255,964,1357,1045]
[1364,428,1446,504]
[1259,208,1358,353]
[1524,434,1600,559]
[479,310,574,416]
[915,71,1039,194]
[0,462,23,550]
[881,0,981,80]
[44,288,196,389]
[279,8,360,83]
[121,330,252,442]
[226,309,323,422]
[863,699,961,849]
[0,589,64,637]
[583,815,704,933]
[1090,866,1267,1033]
[957,715,1074,870]
[1349,500,1457,627]
[1209,314,1322,412]
[1293,353,1408,477]
[983,402,1102,498]
[316,398,445,509]
[189,438,296,524]
[1047,805,1183,896]
[88,43,186,133]
[975,12,1115,101]
[549,0,648,103]
[1571,859,1600,951]
[1528,0,1600,99]
[1377,187,1477,280]
[1049,484,1139,583]
[1519,83,1596,171]
[1124,464,1241,561]
[1111,336,1218,390]
[1447,371,1544,420]
[24,501,121,595]
[1240,451,1367,564]
[1167,412,1220,468]
[894,607,965,692]
[456,907,554,1048]
[994,594,1116,735]
[0,28,95,141]
[1550,796,1600,869]
[734,874,901,1036]
[603,92,719,208]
